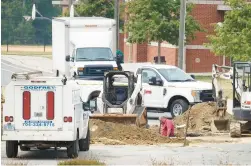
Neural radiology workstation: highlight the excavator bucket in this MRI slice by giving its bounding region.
[211,106,230,132]
[90,106,148,128]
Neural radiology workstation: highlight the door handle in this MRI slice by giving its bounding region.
[163,88,167,96]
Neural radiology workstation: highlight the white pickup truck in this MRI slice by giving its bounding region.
[80,64,213,117]
[137,64,213,117]
[2,72,90,158]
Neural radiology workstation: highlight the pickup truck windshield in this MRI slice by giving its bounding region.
[158,68,195,82]
[76,47,114,61]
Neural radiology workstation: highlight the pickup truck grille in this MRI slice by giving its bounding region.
[78,66,113,76]
[200,90,214,102]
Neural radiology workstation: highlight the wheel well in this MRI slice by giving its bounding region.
[88,91,101,100]
[167,96,189,110]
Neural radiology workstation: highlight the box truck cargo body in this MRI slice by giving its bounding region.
[52,17,118,78]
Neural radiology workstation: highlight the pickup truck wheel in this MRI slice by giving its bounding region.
[20,145,30,151]
[67,134,79,158]
[170,99,188,118]
[6,141,18,158]
[79,127,90,151]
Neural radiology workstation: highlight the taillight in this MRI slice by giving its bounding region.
[46,91,55,120]
[23,91,31,120]
[5,116,14,122]
[244,101,251,105]
[64,116,72,123]
[68,117,72,122]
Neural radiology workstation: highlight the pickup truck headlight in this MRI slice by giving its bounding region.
[191,90,201,102]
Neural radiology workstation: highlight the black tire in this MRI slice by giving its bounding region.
[67,134,79,158]
[79,127,90,151]
[20,145,30,151]
[170,99,189,118]
[6,141,18,158]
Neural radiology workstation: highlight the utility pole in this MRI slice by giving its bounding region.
[68,0,72,11]
[178,0,186,70]
[114,0,119,51]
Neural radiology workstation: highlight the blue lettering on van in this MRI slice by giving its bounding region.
[22,120,55,127]
[22,86,56,91]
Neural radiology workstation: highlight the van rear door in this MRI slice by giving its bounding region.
[14,85,63,131]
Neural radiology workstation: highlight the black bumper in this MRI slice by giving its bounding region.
[233,107,251,121]
[200,90,214,102]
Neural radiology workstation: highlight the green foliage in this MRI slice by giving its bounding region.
[125,0,203,45]
[75,0,125,30]
[1,0,34,43]
[76,0,114,18]
[206,0,251,61]
[1,0,61,45]
[58,159,105,165]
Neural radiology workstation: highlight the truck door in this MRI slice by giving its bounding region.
[141,69,165,108]
[14,85,63,131]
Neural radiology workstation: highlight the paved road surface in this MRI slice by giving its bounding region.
[1,59,52,86]
[1,141,251,165]
[1,59,35,86]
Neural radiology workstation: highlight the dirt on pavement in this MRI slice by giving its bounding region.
[90,119,183,145]
[173,102,232,136]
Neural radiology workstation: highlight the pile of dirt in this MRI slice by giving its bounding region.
[90,119,183,145]
[173,102,232,135]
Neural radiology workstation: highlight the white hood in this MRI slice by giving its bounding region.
[73,61,117,68]
[168,81,212,90]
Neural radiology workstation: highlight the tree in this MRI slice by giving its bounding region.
[125,0,203,63]
[206,0,251,61]
[31,0,61,45]
[1,0,60,45]
[75,0,125,30]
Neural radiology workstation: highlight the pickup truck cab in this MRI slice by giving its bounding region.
[2,72,90,158]
[137,64,213,117]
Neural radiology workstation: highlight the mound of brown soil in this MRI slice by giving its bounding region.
[90,119,183,145]
[173,102,232,135]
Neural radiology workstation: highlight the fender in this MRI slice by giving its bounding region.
[76,80,103,102]
[164,92,194,108]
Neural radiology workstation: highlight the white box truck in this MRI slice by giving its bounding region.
[52,17,119,78]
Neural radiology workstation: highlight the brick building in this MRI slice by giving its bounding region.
[52,0,250,73]
[122,0,251,73]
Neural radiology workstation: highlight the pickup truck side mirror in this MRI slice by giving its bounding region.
[65,55,71,62]
[148,77,156,85]
[190,74,195,79]
[156,79,163,86]
[83,99,97,113]
[149,77,163,86]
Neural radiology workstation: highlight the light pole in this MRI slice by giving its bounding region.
[178,0,186,70]
[114,0,119,51]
